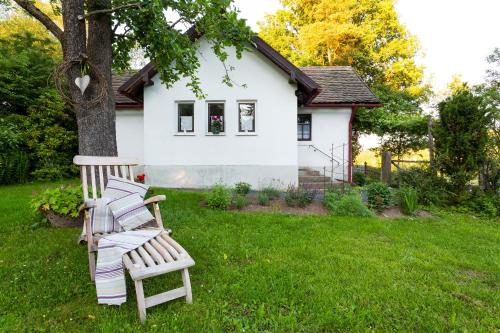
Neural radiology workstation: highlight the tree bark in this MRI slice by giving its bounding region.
[83,0,117,156]
[61,0,117,157]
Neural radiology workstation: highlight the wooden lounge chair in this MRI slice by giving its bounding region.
[74,155,194,322]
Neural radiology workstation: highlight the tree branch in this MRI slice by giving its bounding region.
[13,0,63,42]
[78,3,142,20]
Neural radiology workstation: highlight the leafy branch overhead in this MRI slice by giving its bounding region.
[9,0,253,98]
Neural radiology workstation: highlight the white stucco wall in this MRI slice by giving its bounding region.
[143,38,299,189]
[297,107,352,182]
[116,110,144,162]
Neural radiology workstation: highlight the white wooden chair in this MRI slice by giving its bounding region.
[74,155,195,322]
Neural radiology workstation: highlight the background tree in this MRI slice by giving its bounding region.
[479,48,500,192]
[434,85,490,201]
[354,86,428,161]
[3,0,252,156]
[259,0,427,96]
[0,33,77,182]
[259,0,430,161]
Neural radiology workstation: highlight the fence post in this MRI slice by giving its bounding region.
[381,151,392,184]
[364,161,367,176]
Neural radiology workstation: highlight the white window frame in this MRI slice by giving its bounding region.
[174,101,196,136]
[206,101,226,136]
[236,100,257,136]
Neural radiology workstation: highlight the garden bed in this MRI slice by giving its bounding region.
[229,198,329,215]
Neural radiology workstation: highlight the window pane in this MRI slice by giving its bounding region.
[178,103,194,132]
[297,114,311,141]
[208,103,225,133]
[239,103,255,132]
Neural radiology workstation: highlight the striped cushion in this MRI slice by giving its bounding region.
[103,175,149,199]
[108,193,154,231]
[87,198,122,234]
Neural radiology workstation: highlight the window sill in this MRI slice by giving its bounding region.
[236,132,257,136]
[175,133,196,136]
[205,133,226,136]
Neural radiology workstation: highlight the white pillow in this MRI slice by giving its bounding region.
[108,193,155,231]
[103,175,149,199]
[86,198,122,234]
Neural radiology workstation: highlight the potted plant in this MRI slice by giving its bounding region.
[211,115,222,134]
[31,185,84,228]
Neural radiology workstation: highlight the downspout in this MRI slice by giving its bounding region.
[348,106,357,183]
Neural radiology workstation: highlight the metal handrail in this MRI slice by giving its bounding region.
[299,144,340,165]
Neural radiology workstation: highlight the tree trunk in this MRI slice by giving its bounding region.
[61,0,117,157]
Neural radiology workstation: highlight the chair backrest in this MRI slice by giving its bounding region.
[73,155,140,201]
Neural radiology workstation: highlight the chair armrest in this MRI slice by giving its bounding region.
[144,195,166,205]
[79,201,97,213]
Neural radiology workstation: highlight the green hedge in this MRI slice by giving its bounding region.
[0,152,30,185]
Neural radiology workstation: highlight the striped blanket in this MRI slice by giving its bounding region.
[95,228,162,305]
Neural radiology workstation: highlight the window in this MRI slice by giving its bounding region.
[238,102,256,132]
[297,114,311,141]
[177,103,194,133]
[207,102,225,133]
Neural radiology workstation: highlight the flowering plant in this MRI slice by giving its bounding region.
[136,173,145,183]
[211,115,222,134]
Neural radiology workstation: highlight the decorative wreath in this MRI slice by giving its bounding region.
[53,55,108,107]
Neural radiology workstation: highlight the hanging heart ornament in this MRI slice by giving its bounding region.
[74,74,90,95]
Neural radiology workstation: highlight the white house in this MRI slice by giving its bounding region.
[113,33,380,189]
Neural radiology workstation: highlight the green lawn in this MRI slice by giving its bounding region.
[0,182,499,332]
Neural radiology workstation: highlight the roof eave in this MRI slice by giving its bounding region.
[118,32,320,104]
[303,102,382,108]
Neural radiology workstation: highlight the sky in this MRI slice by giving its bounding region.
[234,0,500,93]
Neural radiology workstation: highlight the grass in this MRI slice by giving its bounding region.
[0,182,499,332]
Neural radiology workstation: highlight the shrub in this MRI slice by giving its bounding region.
[284,186,314,208]
[398,187,418,216]
[235,195,247,210]
[0,152,30,185]
[31,185,82,218]
[352,171,367,186]
[205,185,232,210]
[458,188,498,218]
[324,191,374,217]
[366,182,392,211]
[260,186,281,200]
[257,192,270,206]
[395,167,451,206]
[234,182,251,196]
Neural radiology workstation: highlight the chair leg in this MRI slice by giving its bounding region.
[181,268,193,304]
[88,251,96,281]
[134,280,147,323]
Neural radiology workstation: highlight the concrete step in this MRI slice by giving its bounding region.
[298,168,321,177]
[299,176,331,183]
[299,182,330,190]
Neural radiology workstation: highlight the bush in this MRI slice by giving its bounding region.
[284,186,314,208]
[257,192,270,206]
[395,167,451,206]
[234,182,251,196]
[0,152,30,185]
[260,186,281,200]
[31,185,82,218]
[324,190,374,217]
[458,188,498,218]
[235,195,247,210]
[366,182,392,212]
[352,171,367,186]
[205,185,232,210]
[398,187,418,216]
